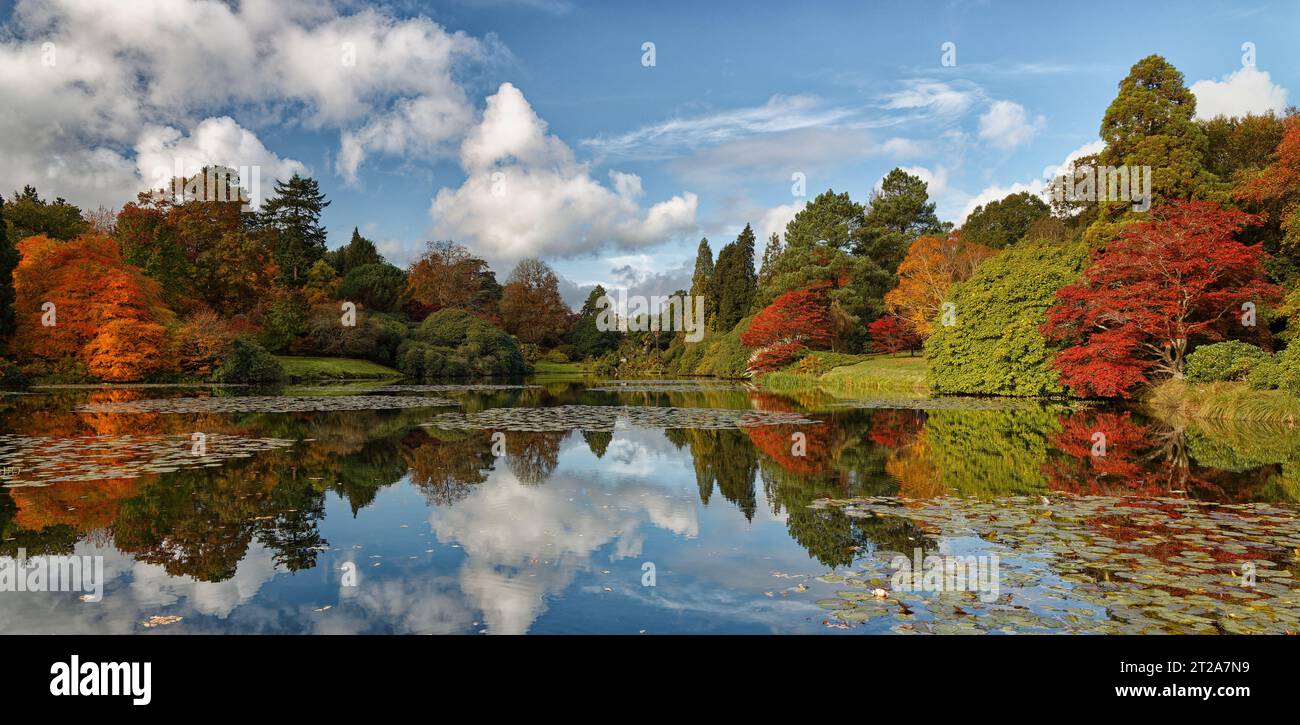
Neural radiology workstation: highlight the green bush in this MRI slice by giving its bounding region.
[925,240,1090,396]
[543,349,569,364]
[398,308,526,380]
[1185,341,1269,383]
[339,262,405,313]
[213,338,285,383]
[1247,344,1300,393]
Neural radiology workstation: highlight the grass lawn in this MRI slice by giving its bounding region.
[530,360,586,378]
[762,353,929,395]
[275,355,402,381]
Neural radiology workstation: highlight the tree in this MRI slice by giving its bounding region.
[960,192,1050,248]
[884,233,997,337]
[1043,201,1280,398]
[1201,112,1288,182]
[713,224,757,332]
[405,240,501,320]
[868,315,922,355]
[569,285,619,359]
[689,237,715,327]
[259,173,330,285]
[1235,113,1300,283]
[740,289,832,371]
[327,227,384,275]
[500,258,571,347]
[0,197,14,339]
[340,262,406,313]
[854,168,947,271]
[784,189,863,251]
[926,239,1091,396]
[758,233,782,285]
[3,186,86,244]
[10,233,175,381]
[1091,55,1218,233]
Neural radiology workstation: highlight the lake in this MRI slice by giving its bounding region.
[2,379,1297,634]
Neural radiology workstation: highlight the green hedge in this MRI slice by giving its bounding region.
[1186,341,1269,383]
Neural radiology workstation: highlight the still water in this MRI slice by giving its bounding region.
[2,379,1298,634]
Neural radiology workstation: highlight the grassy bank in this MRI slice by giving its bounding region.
[761,353,929,396]
[275,355,402,381]
[1146,379,1300,423]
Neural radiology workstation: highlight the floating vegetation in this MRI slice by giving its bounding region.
[806,494,1300,634]
[0,433,296,486]
[294,384,543,395]
[588,381,752,393]
[425,404,818,432]
[77,395,457,415]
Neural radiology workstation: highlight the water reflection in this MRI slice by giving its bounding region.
[0,382,1297,633]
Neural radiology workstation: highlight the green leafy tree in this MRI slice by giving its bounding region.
[0,197,14,339]
[960,191,1050,248]
[713,224,757,332]
[339,262,406,313]
[3,186,86,243]
[260,174,330,285]
[925,239,1091,396]
[569,285,619,359]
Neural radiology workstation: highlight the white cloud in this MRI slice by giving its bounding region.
[760,200,807,245]
[978,100,1044,149]
[880,79,982,117]
[135,116,308,204]
[429,83,698,263]
[1191,66,1289,120]
[955,139,1104,224]
[0,0,494,206]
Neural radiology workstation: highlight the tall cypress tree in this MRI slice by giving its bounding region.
[690,237,715,328]
[714,224,757,332]
[260,173,330,285]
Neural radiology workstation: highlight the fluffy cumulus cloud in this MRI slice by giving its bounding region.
[134,117,308,205]
[1191,66,1289,120]
[428,83,699,262]
[0,0,492,206]
[977,100,1045,149]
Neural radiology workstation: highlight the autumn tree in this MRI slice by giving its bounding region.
[740,289,832,371]
[11,233,174,381]
[868,314,922,355]
[405,240,501,320]
[1235,113,1300,283]
[884,233,997,337]
[500,258,572,347]
[1043,201,1280,398]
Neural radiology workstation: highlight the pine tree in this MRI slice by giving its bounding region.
[854,168,946,271]
[260,173,330,285]
[1095,55,1218,224]
[713,224,758,332]
[758,233,783,284]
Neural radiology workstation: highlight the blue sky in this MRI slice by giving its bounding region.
[1,0,1297,306]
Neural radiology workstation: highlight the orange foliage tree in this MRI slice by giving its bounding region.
[11,233,175,381]
[883,233,996,336]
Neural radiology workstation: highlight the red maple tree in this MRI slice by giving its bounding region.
[741,289,833,372]
[867,314,923,355]
[1042,201,1280,398]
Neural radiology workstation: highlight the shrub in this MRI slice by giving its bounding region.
[543,349,569,363]
[213,337,285,383]
[926,240,1090,396]
[0,358,28,388]
[1185,341,1269,382]
[1247,344,1300,393]
[397,308,525,380]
